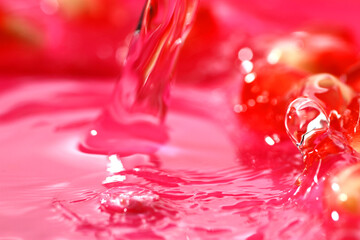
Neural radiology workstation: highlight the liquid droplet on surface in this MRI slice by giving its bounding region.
[285,97,329,149]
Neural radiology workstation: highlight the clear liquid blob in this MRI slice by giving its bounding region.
[285,97,329,150]
[301,74,355,115]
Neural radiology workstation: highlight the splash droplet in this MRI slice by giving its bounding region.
[285,97,329,148]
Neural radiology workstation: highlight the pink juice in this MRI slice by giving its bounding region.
[2,1,360,239]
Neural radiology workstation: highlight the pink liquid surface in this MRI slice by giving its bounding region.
[0,77,306,240]
[2,1,360,240]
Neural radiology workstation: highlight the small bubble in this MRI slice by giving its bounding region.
[267,48,282,64]
[90,130,98,136]
[245,73,256,83]
[175,38,183,45]
[339,193,348,202]
[331,211,340,222]
[233,104,247,113]
[241,60,254,73]
[238,47,253,61]
[265,136,275,146]
[272,134,281,143]
[256,95,268,103]
[247,99,256,107]
[331,183,340,192]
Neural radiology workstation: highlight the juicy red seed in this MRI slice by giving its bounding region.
[342,62,360,93]
[301,74,355,115]
[324,163,360,218]
[264,30,357,76]
[342,96,360,135]
[239,62,307,134]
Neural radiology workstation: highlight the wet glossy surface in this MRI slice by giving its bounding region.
[3,1,360,239]
[0,78,307,239]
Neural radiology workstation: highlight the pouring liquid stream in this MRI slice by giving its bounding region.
[81,0,198,156]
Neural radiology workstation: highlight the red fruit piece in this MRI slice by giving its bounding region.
[285,96,359,201]
[342,62,360,93]
[265,30,357,76]
[56,0,125,25]
[0,8,43,48]
[0,7,45,75]
[296,74,360,155]
[301,74,355,115]
[324,163,360,218]
[238,62,307,134]
[176,4,238,86]
[340,95,360,153]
